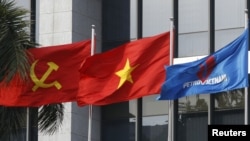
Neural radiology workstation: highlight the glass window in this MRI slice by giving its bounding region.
[213,88,245,124]
[142,115,168,141]
[142,95,169,141]
[102,118,135,141]
[178,95,209,141]
[102,101,136,141]
[179,95,209,113]
[214,88,244,110]
[177,112,208,141]
[214,109,244,124]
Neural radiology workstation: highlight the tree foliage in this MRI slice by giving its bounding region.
[0,0,64,138]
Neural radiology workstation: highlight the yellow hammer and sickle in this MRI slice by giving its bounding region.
[30,60,62,92]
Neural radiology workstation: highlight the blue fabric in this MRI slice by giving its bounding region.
[158,29,249,100]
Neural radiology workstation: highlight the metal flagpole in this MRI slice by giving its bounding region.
[91,25,96,56]
[168,0,179,140]
[88,25,95,141]
[208,0,215,125]
[136,0,143,141]
[172,0,179,140]
[26,1,37,140]
[246,0,250,125]
[244,8,248,125]
[26,108,30,141]
[168,17,174,141]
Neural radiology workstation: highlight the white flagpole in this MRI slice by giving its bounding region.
[244,9,248,125]
[168,17,174,141]
[91,25,96,56]
[88,24,95,141]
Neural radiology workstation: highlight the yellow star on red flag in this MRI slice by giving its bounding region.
[77,31,170,106]
[115,59,138,89]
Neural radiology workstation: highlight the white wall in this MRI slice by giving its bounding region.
[37,0,102,141]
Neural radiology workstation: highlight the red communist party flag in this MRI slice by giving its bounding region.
[77,32,170,106]
[0,40,91,107]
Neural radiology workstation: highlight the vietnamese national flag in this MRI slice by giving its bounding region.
[77,32,170,106]
[0,40,91,107]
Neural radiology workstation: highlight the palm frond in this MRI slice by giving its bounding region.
[0,0,37,82]
[0,0,64,137]
[38,104,64,135]
[0,107,26,138]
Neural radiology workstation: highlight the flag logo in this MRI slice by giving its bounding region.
[158,28,248,100]
[30,60,62,91]
[0,40,91,107]
[197,56,216,82]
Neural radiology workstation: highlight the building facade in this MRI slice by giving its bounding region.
[9,0,248,141]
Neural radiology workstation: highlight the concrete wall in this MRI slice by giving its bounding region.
[36,0,102,141]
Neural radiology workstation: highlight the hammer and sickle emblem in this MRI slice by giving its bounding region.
[30,60,62,92]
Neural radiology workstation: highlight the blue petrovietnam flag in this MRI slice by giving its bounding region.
[158,29,248,100]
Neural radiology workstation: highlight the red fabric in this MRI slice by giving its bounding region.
[77,32,170,106]
[0,40,91,107]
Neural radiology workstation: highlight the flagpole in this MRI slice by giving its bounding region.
[26,108,30,141]
[91,25,95,56]
[208,0,215,125]
[136,0,143,141]
[172,0,178,140]
[168,17,174,141]
[26,1,37,140]
[246,0,250,125]
[88,24,95,141]
[244,8,248,125]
